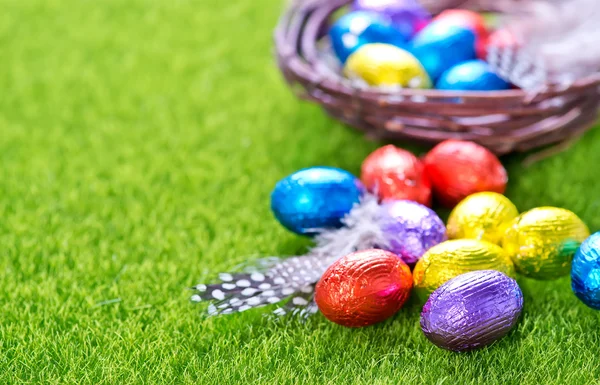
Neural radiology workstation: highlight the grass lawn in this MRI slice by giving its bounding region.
[2,0,600,384]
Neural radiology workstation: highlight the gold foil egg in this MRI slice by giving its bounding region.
[413,239,515,298]
[447,192,518,245]
[502,207,589,280]
[344,43,432,88]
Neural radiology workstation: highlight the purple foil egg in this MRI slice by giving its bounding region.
[378,200,447,265]
[353,0,431,39]
[421,270,523,352]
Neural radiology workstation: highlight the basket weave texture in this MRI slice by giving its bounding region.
[274,0,600,154]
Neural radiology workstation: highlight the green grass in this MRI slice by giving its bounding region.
[2,0,600,384]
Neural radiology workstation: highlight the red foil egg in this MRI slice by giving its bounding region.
[477,28,519,60]
[315,249,412,327]
[423,140,507,208]
[434,9,489,42]
[361,145,432,206]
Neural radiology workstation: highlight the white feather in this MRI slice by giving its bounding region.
[492,0,600,88]
[310,193,387,262]
[192,194,390,317]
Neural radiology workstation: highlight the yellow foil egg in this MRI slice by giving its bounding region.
[344,43,432,88]
[447,192,519,245]
[413,239,515,298]
[502,207,589,280]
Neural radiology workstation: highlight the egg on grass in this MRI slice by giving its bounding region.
[270,167,364,235]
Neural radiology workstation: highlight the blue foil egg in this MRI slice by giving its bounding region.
[437,60,511,91]
[329,11,409,63]
[271,167,364,235]
[572,232,600,309]
[411,22,476,80]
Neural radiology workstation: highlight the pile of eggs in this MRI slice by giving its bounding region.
[271,140,597,352]
[328,0,515,91]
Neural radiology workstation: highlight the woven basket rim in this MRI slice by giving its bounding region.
[274,0,600,155]
[274,0,600,100]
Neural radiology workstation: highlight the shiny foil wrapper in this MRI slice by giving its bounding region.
[424,140,508,208]
[421,270,523,352]
[436,60,511,91]
[344,43,431,87]
[329,11,408,64]
[447,192,518,245]
[353,0,431,39]
[434,9,489,42]
[270,167,364,235]
[315,249,412,327]
[378,200,447,265]
[503,207,590,280]
[413,239,515,298]
[572,232,600,309]
[361,145,432,206]
[477,28,518,60]
[411,22,476,81]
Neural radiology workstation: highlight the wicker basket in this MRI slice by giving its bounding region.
[274,0,600,154]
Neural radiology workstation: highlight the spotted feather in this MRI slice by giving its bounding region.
[190,194,388,318]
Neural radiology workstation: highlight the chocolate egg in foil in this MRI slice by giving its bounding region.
[503,207,589,280]
[434,9,489,46]
[572,232,600,309]
[424,140,507,208]
[344,43,431,88]
[315,249,412,327]
[271,167,364,236]
[421,270,523,352]
[378,200,447,265]
[477,27,518,60]
[436,60,511,91]
[413,239,515,298]
[352,0,431,39]
[411,22,476,80]
[329,11,409,64]
[447,192,518,245]
[361,145,432,206]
